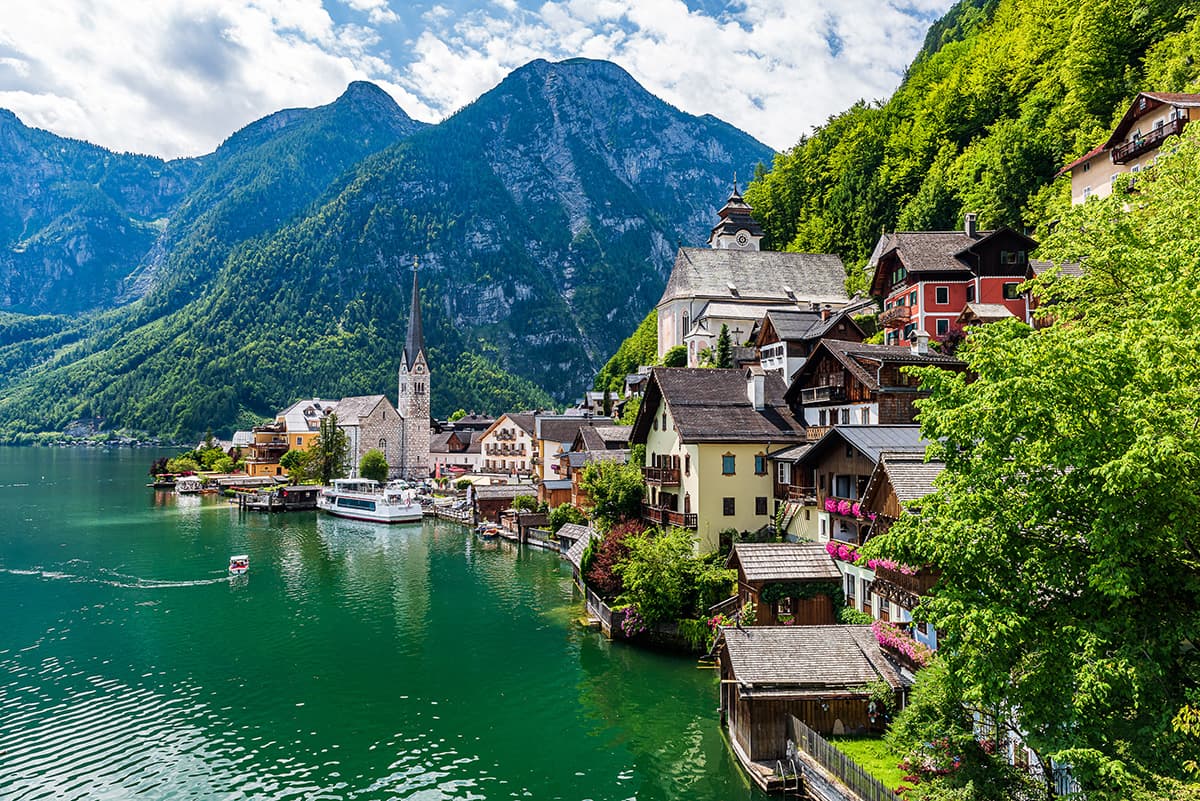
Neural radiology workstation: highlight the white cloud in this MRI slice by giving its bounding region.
[393,0,956,150]
[0,0,954,158]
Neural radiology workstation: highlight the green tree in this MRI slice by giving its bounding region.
[510,494,539,512]
[548,503,587,532]
[359,448,389,483]
[868,128,1200,798]
[579,460,644,530]
[714,324,732,369]
[212,455,235,474]
[449,409,467,421]
[661,345,687,367]
[279,448,314,483]
[165,456,200,474]
[311,414,349,485]
[615,527,693,627]
[617,395,641,426]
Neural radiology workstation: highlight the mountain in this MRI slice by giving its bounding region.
[0,59,774,440]
[744,0,1200,291]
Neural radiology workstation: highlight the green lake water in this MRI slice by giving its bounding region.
[0,447,762,800]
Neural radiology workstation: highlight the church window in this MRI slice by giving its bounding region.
[379,439,387,459]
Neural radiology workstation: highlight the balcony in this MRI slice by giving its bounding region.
[787,485,817,503]
[873,564,941,609]
[879,304,912,328]
[642,466,681,485]
[641,503,697,529]
[1111,117,1185,164]
[805,425,831,442]
[800,385,845,404]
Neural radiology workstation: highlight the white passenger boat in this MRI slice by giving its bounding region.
[317,479,423,524]
[175,476,203,495]
[228,555,249,575]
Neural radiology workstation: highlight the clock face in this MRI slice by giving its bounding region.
[735,232,749,246]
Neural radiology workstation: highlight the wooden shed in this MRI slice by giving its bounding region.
[726,542,841,626]
[717,625,910,767]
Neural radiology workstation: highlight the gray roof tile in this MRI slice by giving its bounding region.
[720,625,909,690]
[659,248,848,307]
[728,543,841,582]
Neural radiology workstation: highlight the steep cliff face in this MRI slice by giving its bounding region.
[0,59,774,438]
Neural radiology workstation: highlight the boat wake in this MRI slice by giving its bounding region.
[0,566,235,588]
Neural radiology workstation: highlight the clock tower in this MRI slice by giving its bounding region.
[398,263,431,480]
[707,180,764,251]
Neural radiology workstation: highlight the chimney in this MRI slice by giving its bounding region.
[821,304,831,321]
[964,212,978,238]
[747,369,765,411]
[911,332,930,356]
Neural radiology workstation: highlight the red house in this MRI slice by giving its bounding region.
[868,214,1038,345]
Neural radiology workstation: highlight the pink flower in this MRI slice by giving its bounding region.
[836,500,852,516]
[824,498,837,513]
[867,558,878,570]
[825,541,838,556]
[837,544,850,560]
[851,502,861,517]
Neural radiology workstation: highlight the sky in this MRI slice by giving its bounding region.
[0,0,956,160]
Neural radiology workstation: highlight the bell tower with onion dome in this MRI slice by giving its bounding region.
[707,177,764,251]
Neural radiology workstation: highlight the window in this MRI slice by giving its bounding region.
[722,454,736,475]
[777,462,791,485]
[892,266,906,285]
[819,409,827,426]
[966,284,975,302]
[723,497,736,516]
[379,438,387,459]
[684,454,691,475]
[296,436,302,445]
[754,454,767,475]
[755,496,768,515]
[1082,161,1090,172]
[935,286,949,305]
[936,319,949,336]
[833,475,856,499]
[840,408,850,425]
[1002,282,1021,300]
[859,408,870,425]
[662,412,667,430]
[909,290,918,306]
[903,323,916,341]
[778,597,793,615]
[1083,186,1092,199]
[845,574,856,600]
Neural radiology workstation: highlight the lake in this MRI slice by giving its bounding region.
[0,447,762,800]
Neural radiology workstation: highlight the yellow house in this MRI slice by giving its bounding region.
[244,398,339,477]
[630,367,807,553]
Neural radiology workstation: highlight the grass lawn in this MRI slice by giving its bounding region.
[828,736,909,790]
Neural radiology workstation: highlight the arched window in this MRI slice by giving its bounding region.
[379,438,387,459]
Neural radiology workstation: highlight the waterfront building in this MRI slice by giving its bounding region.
[333,395,404,478]
[532,415,613,482]
[655,187,849,365]
[716,625,911,786]
[397,265,432,480]
[725,542,841,626]
[429,428,482,475]
[629,366,806,553]
[244,398,338,477]
[478,414,536,476]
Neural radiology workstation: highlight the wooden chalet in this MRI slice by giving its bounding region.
[754,305,866,384]
[471,483,533,523]
[717,626,910,768]
[868,215,1038,343]
[784,338,964,432]
[859,451,945,650]
[726,543,841,625]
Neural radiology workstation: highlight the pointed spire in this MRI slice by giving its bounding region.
[403,257,425,371]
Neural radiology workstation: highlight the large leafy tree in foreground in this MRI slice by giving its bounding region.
[870,129,1200,798]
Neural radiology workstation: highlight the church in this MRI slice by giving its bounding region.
[655,186,851,366]
[396,264,432,479]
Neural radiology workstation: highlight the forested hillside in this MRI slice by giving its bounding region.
[0,59,772,440]
[744,0,1200,291]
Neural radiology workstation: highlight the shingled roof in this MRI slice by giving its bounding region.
[535,415,613,445]
[719,626,909,694]
[333,395,387,425]
[659,248,848,307]
[727,542,841,582]
[861,451,945,516]
[785,340,965,406]
[563,525,600,570]
[798,425,929,470]
[630,367,806,445]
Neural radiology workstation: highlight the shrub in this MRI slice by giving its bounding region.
[511,494,539,512]
[585,520,644,598]
[548,503,586,532]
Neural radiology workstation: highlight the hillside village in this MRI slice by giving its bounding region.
[143,88,1200,800]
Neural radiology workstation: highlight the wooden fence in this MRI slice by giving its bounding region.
[789,716,895,801]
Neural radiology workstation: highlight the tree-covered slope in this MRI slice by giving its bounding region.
[745,0,1200,291]
[0,59,772,439]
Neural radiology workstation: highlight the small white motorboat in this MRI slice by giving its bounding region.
[228,555,249,575]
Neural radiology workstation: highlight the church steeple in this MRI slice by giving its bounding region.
[403,260,425,371]
[708,177,765,251]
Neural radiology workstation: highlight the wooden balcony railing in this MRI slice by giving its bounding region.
[1111,117,1186,164]
[805,425,831,442]
[642,466,681,485]
[641,503,698,529]
[787,485,817,503]
[879,304,912,328]
[800,385,845,404]
[873,564,941,610]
